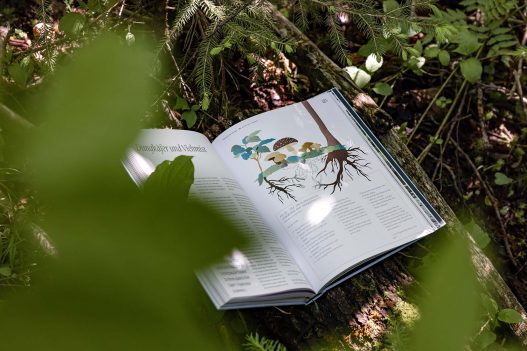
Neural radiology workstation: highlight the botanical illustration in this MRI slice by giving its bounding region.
[231,101,370,202]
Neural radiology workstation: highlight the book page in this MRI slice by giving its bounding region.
[122,129,311,304]
[212,91,442,291]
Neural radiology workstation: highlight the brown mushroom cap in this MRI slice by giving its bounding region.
[273,137,298,151]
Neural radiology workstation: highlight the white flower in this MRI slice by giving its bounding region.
[365,53,383,73]
[416,56,426,68]
[344,66,371,88]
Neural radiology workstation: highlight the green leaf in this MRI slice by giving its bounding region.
[494,172,513,185]
[182,110,198,128]
[7,63,31,87]
[414,40,423,56]
[373,82,393,96]
[476,330,496,349]
[59,12,86,38]
[209,47,223,56]
[497,309,523,323]
[406,237,479,351]
[464,220,490,249]
[1,31,242,351]
[0,266,12,277]
[453,30,481,56]
[424,45,440,58]
[142,156,194,201]
[201,94,210,111]
[481,294,499,315]
[438,50,450,66]
[175,96,190,111]
[460,58,482,83]
[383,0,400,14]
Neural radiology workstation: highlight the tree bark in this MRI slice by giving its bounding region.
[301,101,341,146]
[226,3,527,349]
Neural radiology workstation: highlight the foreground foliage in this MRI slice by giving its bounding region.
[0,0,526,349]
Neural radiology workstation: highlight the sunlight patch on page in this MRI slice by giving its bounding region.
[306,196,336,225]
[229,249,250,270]
[123,150,156,185]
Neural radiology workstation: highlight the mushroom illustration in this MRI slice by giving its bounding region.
[264,151,287,165]
[273,137,298,153]
[299,142,322,153]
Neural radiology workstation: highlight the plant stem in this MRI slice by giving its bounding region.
[407,67,457,144]
[416,78,467,163]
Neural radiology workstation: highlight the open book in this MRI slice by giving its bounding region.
[123,88,445,310]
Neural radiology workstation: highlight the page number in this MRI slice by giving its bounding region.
[322,99,328,103]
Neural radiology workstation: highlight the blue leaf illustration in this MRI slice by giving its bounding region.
[242,150,253,160]
[258,138,275,146]
[255,145,270,153]
[231,144,245,156]
[287,156,301,163]
[257,173,264,185]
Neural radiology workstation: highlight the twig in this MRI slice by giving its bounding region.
[416,78,467,163]
[449,138,518,267]
[407,68,457,144]
[118,0,126,17]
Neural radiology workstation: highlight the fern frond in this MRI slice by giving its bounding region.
[192,30,219,98]
[295,0,310,30]
[199,0,226,20]
[327,12,349,65]
[169,0,200,39]
[244,333,287,351]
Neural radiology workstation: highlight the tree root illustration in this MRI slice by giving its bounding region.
[264,175,305,203]
[316,146,370,194]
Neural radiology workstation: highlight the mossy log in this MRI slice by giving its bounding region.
[228,4,527,350]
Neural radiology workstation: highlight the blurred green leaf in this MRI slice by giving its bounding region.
[497,309,522,324]
[476,330,496,349]
[465,220,490,249]
[7,63,31,87]
[481,293,498,316]
[0,265,12,277]
[59,13,86,38]
[0,33,243,350]
[407,234,480,351]
[383,0,401,14]
[460,58,482,83]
